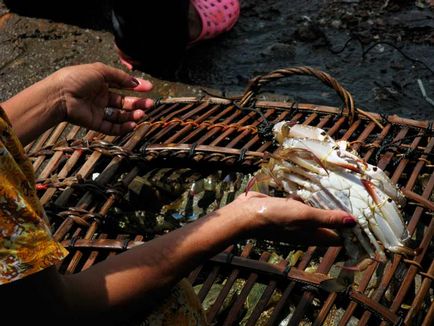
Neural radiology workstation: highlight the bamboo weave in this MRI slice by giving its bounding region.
[26,67,433,325]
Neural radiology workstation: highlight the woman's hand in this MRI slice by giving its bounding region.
[2,62,153,145]
[55,62,153,135]
[227,191,357,246]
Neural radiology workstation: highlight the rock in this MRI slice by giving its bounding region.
[295,21,323,42]
[261,42,295,59]
[331,19,342,29]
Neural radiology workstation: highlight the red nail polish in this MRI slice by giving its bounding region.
[343,216,357,226]
[130,77,140,87]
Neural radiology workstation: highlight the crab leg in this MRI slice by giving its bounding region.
[282,138,362,173]
[310,191,383,261]
[364,164,406,206]
[273,122,324,143]
[362,179,411,246]
[373,189,409,241]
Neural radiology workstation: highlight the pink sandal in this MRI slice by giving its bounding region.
[190,0,240,43]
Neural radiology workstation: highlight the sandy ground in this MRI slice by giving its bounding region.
[0,0,433,121]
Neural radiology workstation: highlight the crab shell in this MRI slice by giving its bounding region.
[256,122,413,261]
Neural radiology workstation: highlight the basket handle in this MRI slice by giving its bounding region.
[238,66,356,123]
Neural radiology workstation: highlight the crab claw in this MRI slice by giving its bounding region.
[391,245,419,258]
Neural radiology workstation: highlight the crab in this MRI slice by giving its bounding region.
[250,122,414,266]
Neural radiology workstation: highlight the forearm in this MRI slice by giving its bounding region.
[1,73,64,146]
[64,203,250,320]
[0,191,351,324]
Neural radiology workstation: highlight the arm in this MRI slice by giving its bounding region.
[1,62,154,145]
[1,192,356,325]
[0,71,64,145]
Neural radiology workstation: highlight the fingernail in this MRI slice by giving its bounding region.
[129,77,140,88]
[142,80,153,89]
[134,98,154,109]
[343,216,357,226]
[146,98,154,107]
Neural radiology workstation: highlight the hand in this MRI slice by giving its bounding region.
[55,62,154,135]
[228,191,357,246]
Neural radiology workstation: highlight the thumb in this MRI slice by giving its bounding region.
[302,206,357,229]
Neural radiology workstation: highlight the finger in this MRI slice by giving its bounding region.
[129,78,153,92]
[98,120,136,136]
[103,108,144,123]
[92,62,153,91]
[297,205,357,229]
[108,93,154,110]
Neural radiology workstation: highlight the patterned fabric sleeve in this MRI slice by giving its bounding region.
[0,106,68,285]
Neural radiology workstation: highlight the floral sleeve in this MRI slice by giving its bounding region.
[0,107,68,285]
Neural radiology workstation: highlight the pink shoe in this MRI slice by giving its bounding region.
[190,0,240,43]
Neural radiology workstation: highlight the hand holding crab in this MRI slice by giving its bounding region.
[227,191,358,246]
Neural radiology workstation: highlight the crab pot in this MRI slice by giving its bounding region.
[27,67,433,326]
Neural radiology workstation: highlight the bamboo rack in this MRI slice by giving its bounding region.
[27,67,433,325]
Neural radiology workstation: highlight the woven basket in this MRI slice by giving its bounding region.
[26,67,433,326]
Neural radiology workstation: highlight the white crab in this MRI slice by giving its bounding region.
[253,122,413,263]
